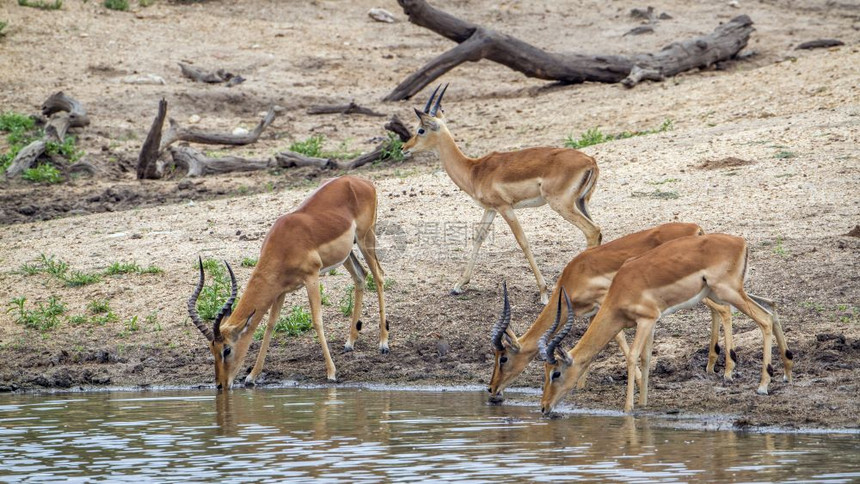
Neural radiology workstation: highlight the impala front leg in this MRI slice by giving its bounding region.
[452,208,496,295]
[499,207,549,304]
[245,292,287,387]
[306,274,337,381]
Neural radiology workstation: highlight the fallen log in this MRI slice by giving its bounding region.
[6,92,89,178]
[170,146,272,177]
[385,0,754,100]
[136,100,281,179]
[307,101,386,117]
[178,62,245,86]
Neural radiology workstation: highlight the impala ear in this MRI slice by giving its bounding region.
[236,310,256,338]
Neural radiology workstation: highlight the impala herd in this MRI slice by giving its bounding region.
[188,85,793,416]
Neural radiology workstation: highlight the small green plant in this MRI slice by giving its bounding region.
[45,135,83,162]
[139,0,155,6]
[319,283,331,307]
[289,134,325,157]
[105,261,142,275]
[774,150,796,159]
[383,133,406,162]
[126,316,139,332]
[17,0,63,9]
[88,299,111,314]
[39,254,68,277]
[8,296,66,331]
[631,189,679,200]
[366,273,394,291]
[140,265,163,274]
[276,305,312,337]
[339,288,354,317]
[63,270,101,287]
[146,312,162,331]
[193,258,235,321]
[0,21,7,38]
[241,257,258,268]
[19,263,42,275]
[564,119,674,149]
[104,0,129,10]
[0,112,33,132]
[772,236,788,257]
[22,164,63,184]
[67,315,89,325]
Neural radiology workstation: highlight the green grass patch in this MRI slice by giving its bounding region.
[8,296,65,331]
[339,288,354,317]
[774,150,796,159]
[253,305,313,341]
[45,135,83,162]
[104,0,129,10]
[87,299,111,314]
[565,119,673,149]
[193,258,236,321]
[22,164,63,184]
[63,270,101,287]
[241,257,258,268]
[366,273,394,291]
[0,112,34,132]
[105,261,142,275]
[631,189,679,200]
[289,135,325,157]
[0,21,7,38]
[17,0,63,10]
[382,133,406,162]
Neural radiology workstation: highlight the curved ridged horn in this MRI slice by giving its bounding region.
[213,261,238,340]
[430,83,448,117]
[545,289,575,366]
[490,281,511,351]
[423,84,441,114]
[188,256,214,342]
[538,288,565,362]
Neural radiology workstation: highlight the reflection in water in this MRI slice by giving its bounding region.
[0,388,857,481]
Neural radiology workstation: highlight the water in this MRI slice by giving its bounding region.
[0,387,857,482]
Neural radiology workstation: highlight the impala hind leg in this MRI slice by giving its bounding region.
[452,208,496,295]
[245,292,287,387]
[499,207,549,304]
[356,231,389,354]
[342,252,367,352]
[749,294,793,383]
[703,298,735,380]
[639,326,656,407]
[546,195,602,248]
[306,274,336,381]
[710,287,787,395]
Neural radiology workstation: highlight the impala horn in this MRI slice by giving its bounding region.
[188,256,214,342]
[430,83,448,117]
[490,281,511,351]
[545,289,575,366]
[213,261,238,341]
[538,288,566,362]
[423,84,441,114]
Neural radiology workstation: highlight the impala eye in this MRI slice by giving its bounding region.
[499,356,508,364]
[417,128,426,135]
[551,370,561,381]
[223,347,232,358]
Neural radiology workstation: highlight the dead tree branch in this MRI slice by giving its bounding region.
[6,92,89,179]
[178,62,245,86]
[385,0,754,100]
[307,101,386,117]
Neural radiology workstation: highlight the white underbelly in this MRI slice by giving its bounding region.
[661,286,710,318]
[513,196,546,209]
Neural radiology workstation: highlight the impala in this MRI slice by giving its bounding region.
[540,233,794,414]
[402,85,602,304]
[487,223,734,403]
[188,176,388,389]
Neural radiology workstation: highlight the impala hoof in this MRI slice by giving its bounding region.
[244,377,257,388]
[756,386,769,395]
[449,287,465,296]
[327,374,337,382]
[488,395,505,405]
[379,344,390,355]
[343,344,355,353]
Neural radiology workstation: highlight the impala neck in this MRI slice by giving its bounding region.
[435,127,476,194]
[569,310,624,369]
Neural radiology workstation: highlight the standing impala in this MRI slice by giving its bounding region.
[540,233,794,415]
[402,85,602,304]
[487,223,734,403]
[188,176,388,389]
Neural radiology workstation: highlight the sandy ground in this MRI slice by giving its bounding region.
[0,0,858,430]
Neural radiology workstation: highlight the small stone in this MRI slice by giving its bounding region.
[728,0,740,7]
[232,127,249,136]
[188,114,201,124]
[368,7,396,23]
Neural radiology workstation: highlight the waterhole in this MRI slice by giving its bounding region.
[0,387,856,481]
